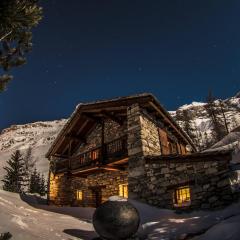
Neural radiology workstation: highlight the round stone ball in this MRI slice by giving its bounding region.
[93,197,140,240]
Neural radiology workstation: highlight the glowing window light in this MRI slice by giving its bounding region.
[76,190,83,200]
[174,186,191,207]
[119,184,128,198]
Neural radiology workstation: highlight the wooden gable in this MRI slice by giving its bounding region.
[46,94,196,159]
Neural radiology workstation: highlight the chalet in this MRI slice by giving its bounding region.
[46,94,238,210]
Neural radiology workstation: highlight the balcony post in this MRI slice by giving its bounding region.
[68,140,72,170]
[101,118,105,164]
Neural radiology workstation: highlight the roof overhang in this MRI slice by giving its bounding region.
[46,93,196,159]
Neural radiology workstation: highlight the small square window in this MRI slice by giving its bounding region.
[119,184,128,198]
[76,190,83,200]
[174,186,191,207]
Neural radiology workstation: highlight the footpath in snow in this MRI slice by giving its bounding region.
[0,190,240,240]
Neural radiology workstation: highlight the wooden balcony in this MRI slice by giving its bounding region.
[54,135,128,174]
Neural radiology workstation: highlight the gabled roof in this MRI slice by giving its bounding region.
[46,93,196,158]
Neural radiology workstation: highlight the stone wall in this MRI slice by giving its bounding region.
[140,110,161,156]
[50,170,128,206]
[127,104,165,199]
[127,103,186,200]
[127,104,146,199]
[74,118,127,155]
[71,171,127,207]
[49,173,73,206]
[141,157,235,210]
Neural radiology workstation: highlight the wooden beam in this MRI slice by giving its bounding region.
[48,112,82,158]
[52,154,69,158]
[101,110,124,125]
[100,167,122,171]
[101,119,105,165]
[71,167,99,174]
[80,95,152,111]
[70,121,98,157]
[82,112,101,123]
[61,119,89,155]
[75,118,90,134]
[149,101,191,146]
[65,134,86,143]
[107,157,128,165]
[68,140,72,169]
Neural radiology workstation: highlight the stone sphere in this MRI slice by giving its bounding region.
[93,198,140,240]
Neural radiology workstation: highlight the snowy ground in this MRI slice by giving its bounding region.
[0,190,240,240]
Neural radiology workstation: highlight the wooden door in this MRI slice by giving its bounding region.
[90,187,103,208]
[95,189,102,208]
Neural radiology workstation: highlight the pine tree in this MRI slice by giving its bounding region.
[191,121,204,151]
[0,0,42,91]
[29,168,45,195]
[2,150,25,193]
[181,110,195,139]
[205,90,227,143]
[204,132,212,149]
[29,168,38,193]
[39,174,46,196]
[23,147,36,192]
[219,100,229,134]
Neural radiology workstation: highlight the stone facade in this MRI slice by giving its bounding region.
[49,171,127,207]
[140,157,236,210]
[127,103,188,200]
[74,119,127,155]
[49,173,72,206]
[49,101,238,210]
[71,171,128,207]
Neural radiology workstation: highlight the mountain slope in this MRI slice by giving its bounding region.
[0,92,239,182]
[170,92,240,150]
[0,120,66,182]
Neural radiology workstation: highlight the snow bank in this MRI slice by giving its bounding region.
[129,199,240,240]
[1,190,240,240]
[0,190,96,240]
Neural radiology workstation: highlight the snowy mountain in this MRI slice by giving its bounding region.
[0,120,66,182]
[170,92,240,150]
[0,92,239,184]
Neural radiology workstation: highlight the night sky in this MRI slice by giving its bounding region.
[1,0,240,130]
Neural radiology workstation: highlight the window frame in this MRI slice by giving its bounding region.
[119,183,128,198]
[173,186,191,207]
[76,190,83,201]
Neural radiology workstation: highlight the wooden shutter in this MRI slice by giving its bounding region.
[177,143,181,154]
[180,143,186,155]
[171,142,178,154]
[158,128,170,155]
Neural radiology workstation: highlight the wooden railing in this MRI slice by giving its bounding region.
[54,135,128,173]
[54,158,69,173]
[70,146,102,170]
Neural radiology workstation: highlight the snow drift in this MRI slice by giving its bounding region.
[0,190,240,240]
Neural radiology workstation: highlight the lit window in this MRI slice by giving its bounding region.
[174,186,191,207]
[119,184,128,198]
[91,149,100,160]
[76,190,83,200]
